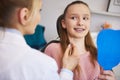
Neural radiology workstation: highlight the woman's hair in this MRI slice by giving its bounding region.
[57,0,97,69]
[0,0,36,27]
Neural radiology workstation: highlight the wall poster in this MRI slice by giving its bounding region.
[107,0,120,13]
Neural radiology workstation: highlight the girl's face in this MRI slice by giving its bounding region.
[24,0,42,34]
[62,4,91,39]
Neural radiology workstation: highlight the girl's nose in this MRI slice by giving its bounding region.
[77,18,83,26]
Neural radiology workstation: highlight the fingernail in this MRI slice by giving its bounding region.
[68,44,71,47]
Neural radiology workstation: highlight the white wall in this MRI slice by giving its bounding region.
[40,0,120,42]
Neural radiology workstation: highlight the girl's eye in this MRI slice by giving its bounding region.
[39,9,42,12]
[71,16,77,20]
[83,17,89,20]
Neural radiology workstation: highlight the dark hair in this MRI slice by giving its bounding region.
[56,0,97,76]
[0,0,34,27]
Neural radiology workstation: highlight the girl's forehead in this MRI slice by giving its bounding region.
[68,4,89,12]
[67,4,90,14]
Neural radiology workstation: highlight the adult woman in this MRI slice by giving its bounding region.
[0,0,79,80]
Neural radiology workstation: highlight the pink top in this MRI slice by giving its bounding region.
[44,42,101,80]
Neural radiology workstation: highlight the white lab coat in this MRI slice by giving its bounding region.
[0,27,73,80]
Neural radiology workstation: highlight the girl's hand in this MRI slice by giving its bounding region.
[98,70,116,80]
[62,43,80,71]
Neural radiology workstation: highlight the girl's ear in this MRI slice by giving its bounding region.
[61,19,66,29]
[18,8,29,25]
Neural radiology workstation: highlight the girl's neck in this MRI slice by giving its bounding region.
[69,37,87,54]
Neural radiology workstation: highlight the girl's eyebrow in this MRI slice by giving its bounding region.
[83,14,89,16]
[69,14,90,17]
[69,13,79,16]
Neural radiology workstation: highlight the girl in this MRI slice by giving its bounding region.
[43,1,116,80]
[0,0,79,80]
